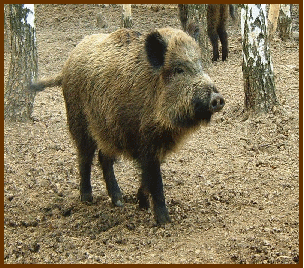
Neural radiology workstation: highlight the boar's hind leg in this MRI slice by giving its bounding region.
[67,108,96,202]
[139,159,171,224]
[218,26,228,61]
[77,134,96,202]
[208,29,220,61]
[98,152,123,207]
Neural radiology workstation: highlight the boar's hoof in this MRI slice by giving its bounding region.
[81,193,93,202]
[209,92,225,113]
[154,206,171,225]
[111,194,124,207]
[212,55,220,62]
[113,200,124,207]
[137,188,150,209]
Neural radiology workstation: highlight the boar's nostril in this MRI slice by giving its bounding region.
[209,93,225,113]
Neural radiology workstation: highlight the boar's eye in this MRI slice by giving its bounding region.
[174,67,185,74]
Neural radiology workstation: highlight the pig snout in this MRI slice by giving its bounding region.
[209,92,225,113]
[192,87,225,121]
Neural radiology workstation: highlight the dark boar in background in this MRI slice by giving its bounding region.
[178,4,235,61]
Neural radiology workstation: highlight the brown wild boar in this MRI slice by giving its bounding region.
[31,27,225,224]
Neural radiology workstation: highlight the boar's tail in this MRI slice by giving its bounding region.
[30,74,63,92]
[229,4,236,21]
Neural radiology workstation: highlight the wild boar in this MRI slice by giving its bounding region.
[31,27,224,224]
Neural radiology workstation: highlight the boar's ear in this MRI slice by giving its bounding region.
[145,31,167,69]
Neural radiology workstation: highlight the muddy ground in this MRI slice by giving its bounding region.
[4,4,300,264]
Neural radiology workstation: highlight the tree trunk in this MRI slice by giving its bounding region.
[268,4,280,40]
[278,4,292,41]
[121,4,133,28]
[4,4,38,122]
[4,4,10,50]
[241,4,278,115]
[178,4,209,65]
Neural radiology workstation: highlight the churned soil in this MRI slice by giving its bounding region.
[4,4,300,264]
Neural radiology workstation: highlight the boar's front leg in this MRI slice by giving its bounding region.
[98,151,123,207]
[139,158,171,224]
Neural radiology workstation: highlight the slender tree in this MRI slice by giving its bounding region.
[4,4,38,122]
[268,4,280,40]
[178,4,209,64]
[121,4,133,28]
[241,4,278,115]
[278,4,292,41]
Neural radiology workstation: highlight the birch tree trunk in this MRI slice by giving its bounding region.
[121,4,133,28]
[278,4,292,41]
[4,4,38,122]
[241,4,278,115]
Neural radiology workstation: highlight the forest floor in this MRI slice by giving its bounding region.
[4,4,300,264]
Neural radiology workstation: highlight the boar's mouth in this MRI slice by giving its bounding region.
[170,90,224,128]
[192,91,225,123]
[171,98,212,128]
[192,97,213,122]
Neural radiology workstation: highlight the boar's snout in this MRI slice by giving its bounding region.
[192,85,225,123]
[209,92,225,113]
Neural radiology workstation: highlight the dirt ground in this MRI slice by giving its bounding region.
[4,4,300,264]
